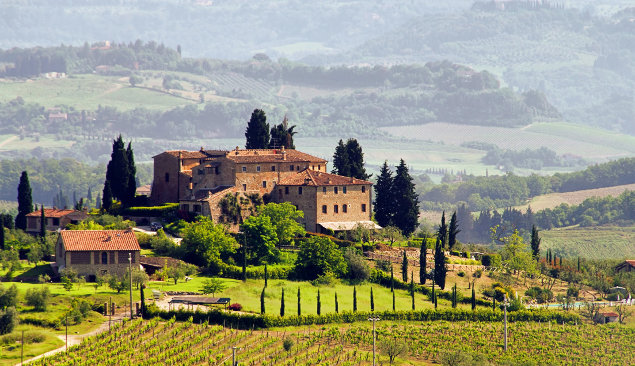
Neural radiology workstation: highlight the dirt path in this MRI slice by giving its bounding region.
[24,313,128,364]
[0,135,18,149]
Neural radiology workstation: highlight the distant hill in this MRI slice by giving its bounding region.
[515,183,635,212]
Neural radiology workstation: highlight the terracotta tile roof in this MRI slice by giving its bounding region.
[155,150,228,159]
[60,230,140,251]
[26,208,84,218]
[277,169,372,186]
[225,149,326,164]
[626,260,635,266]
[600,312,619,317]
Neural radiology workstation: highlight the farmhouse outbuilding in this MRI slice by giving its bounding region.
[25,208,88,234]
[615,260,635,273]
[55,230,141,279]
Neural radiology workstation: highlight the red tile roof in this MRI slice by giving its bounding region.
[26,208,83,218]
[60,230,140,251]
[155,150,229,159]
[626,260,635,266]
[225,149,326,164]
[277,169,372,186]
[600,312,619,317]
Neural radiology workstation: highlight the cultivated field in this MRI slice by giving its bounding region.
[540,225,635,259]
[31,317,635,366]
[514,183,635,212]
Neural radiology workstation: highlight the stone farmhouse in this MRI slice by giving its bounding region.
[151,147,378,233]
[55,230,140,279]
[25,208,88,235]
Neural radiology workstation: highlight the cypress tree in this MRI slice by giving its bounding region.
[297,288,301,316]
[269,116,296,149]
[434,292,437,309]
[105,135,130,204]
[434,236,447,290]
[438,211,448,249]
[402,250,408,282]
[317,289,321,315]
[410,274,415,310]
[452,284,457,308]
[95,193,101,209]
[39,205,46,237]
[431,278,435,304]
[245,109,270,149]
[392,159,419,236]
[102,180,113,212]
[493,297,496,311]
[353,286,357,312]
[448,211,461,250]
[0,226,4,251]
[530,225,541,260]
[264,263,268,287]
[260,287,265,314]
[419,237,427,284]
[390,266,394,292]
[392,289,396,311]
[16,171,33,230]
[370,287,374,312]
[125,142,137,207]
[577,257,581,272]
[280,288,285,317]
[373,161,394,228]
[471,286,476,310]
[335,292,339,313]
[140,284,146,318]
[87,186,93,203]
[331,139,350,176]
[345,138,370,180]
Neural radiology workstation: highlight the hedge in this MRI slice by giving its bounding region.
[144,307,580,330]
[219,264,292,280]
[122,203,179,217]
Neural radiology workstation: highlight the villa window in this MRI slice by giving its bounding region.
[298,187,303,195]
[343,205,348,213]
[101,252,108,265]
[362,186,366,193]
[322,205,327,214]
[285,187,289,194]
[334,187,338,194]
[242,166,247,172]
[362,204,367,212]
[334,205,339,213]
[343,186,347,194]
[262,181,267,188]
[257,166,261,172]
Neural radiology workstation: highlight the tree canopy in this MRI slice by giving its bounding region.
[180,217,237,270]
[15,171,32,230]
[245,109,270,149]
[294,236,346,280]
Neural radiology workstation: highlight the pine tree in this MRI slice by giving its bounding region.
[448,212,461,250]
[419,237,427,284]
[434,236,447,290]
[16,171,33,230]
[280,288,285,317]
[297,288,301,316]
[373,161,394,228]
[102,180,113,212]
[471,286,476,310]
[269,116,296,149]
[105,135,130,204]
[125,142,137,207]
[331,139,350,176]
[345,138,370,180]
[245,109,270,149]
[335,292,339,313]
[39,205,46,237]
[402,250,408,282]
[261,287,265,314]
[530,225,541,260]
[370,287,374,312]
[317,289,321,315]
[353,286,357,312]
[392,159,419,236]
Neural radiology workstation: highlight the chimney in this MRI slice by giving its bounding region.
[350,176,354,183]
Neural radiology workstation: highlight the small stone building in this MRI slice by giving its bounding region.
[615,260,635,273]
[26,208,88,234]
[595,312,619,324]
[55,230,141,279]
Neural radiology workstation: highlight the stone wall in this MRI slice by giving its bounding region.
[315,184,372,227]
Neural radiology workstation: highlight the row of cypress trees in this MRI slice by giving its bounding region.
[374,160,419,237]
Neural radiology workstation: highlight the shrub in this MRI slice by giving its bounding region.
[342,247,370,282]
[122,203,179,218]
[283,337,294,352]
[375,259,392,273]
[228,303,242,311]
[311,272,338,287]
[0,285,18,310]
[25,287,51,311]
[0,307,17,335]
[481,254,501,267]
[457,271,466,277]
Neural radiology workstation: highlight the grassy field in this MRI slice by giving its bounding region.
[514,183,635,212]
[540,225,635,259]
[381,121,635,162]
[31,317,635,366]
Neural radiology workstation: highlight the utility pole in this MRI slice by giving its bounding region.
[232,346,240,366]
[242,232,247,282]
[503,294,510,352]
[368,317,380,366]
[129,252,133,320]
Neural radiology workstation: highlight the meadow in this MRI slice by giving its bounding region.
[514,183,635,212]
[540,225,635,260]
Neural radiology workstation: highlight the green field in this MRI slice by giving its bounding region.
[540,225,635,259]
[31,317,635,366]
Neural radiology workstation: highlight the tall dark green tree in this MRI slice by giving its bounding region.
[345,139,370,180]
[530,225,541,260]
[245,109,270,149]
[260,287,265,314]
[448,211,460,250]
[335,292,339,313]
[392,159,419,236]
[125,142,137,206]
[353,286,357,312]
[471,286,476,310]
[419,236,427,284]
[434,236,447,290]
[331,139,350,176]
[410,273,415,310]
[297,287,301,316]
[269,115,296,149]
[102,180,113,212]
[401,250,408,282]
[373,161,394,228]
[438,211,448,248]
[317,289,321,315]
[0,226,5,251]
[280,288,285,317]
[392,290,396,311]
[105,135,130,205]
[370,287,374,312]
[16,171,33,230]
[39,205,46,238]
[390,266,394,292]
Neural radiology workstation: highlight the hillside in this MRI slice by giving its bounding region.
[515,183,635,212]
[540,225,635,259]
